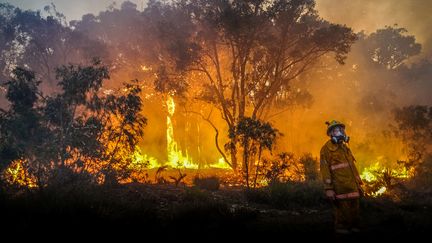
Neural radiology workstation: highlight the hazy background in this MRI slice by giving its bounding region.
[1,0,431,169]
[316,0,432,59]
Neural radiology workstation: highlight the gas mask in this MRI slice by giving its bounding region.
[330,126,350,144]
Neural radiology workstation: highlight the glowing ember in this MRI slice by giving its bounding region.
[141,65,152,72]
[5,160,37,188]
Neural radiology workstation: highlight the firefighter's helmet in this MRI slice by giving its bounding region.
[325,120,345,136]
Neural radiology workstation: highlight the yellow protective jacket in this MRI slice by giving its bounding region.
[320,140,362,199]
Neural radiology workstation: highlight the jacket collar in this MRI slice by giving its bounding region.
[325,140,340,152]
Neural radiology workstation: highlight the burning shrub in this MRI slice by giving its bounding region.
[361,162,412,197]
[259,152,304,185]
[2,159,38,189]
[193,176,220,191]
[300,153,319,182]
[0,60,147,189]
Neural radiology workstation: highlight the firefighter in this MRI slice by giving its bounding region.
[320,120,363,234]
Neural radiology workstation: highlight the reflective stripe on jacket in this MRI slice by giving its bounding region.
[320,140,362,198]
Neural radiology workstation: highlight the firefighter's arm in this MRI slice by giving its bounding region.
[348,148,363,185]
[353,164,363,185]
[320,149,334,191]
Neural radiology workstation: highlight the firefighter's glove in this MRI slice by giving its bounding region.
[326,190,336,200]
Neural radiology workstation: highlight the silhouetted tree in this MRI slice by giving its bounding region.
[228,117,280,187]
[363,25,421,70]
[0,60,147,187]
[144,0,356,171]
[393,105,432,174]
[71,1,156,83]
[0,3,108,93]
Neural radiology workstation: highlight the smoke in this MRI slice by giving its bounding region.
[0,0,147,22]
[255,0,432,170]
[2,0,431,171]
[315,0,432,58]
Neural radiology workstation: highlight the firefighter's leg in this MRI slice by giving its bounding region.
[348,198,360,231]
[334,200,350,234]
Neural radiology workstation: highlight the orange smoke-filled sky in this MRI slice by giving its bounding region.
[315,0,432,57]
[3,0,431,55]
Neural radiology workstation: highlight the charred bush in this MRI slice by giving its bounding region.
[244,188,270,204]
[246,181,325,209]
[182,187,212,203]
[193,175,220,191]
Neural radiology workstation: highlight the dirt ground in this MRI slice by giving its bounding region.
[1,183,431,240]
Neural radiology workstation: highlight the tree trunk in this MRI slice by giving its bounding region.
[243,138,250,188]
[230,142,238,171]
[253,146,262,188]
